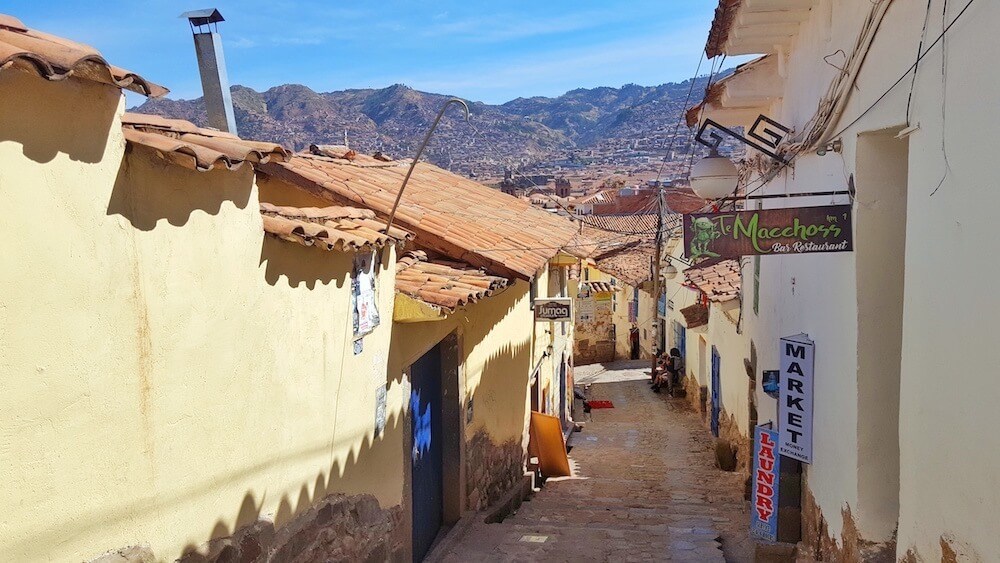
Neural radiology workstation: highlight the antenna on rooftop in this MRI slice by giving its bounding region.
[180,8,238,135]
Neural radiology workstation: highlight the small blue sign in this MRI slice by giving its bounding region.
[750,424,781,542]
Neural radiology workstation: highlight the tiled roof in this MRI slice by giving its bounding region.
[579,189,617,205]
[592,192,657,215]
[395,251,508,313]
[705,0,742,59]
[684,259,741,303]
[686,55,770,126]
[0,14,167,97]
[664,186,709,214]
[260,202,412,252]
[680,303,709,329]
[594,241,653,287]
[582,281,615,294]
[259,147,580,280]
[123,113,290,172]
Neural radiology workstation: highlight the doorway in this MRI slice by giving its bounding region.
[410,344,443,562]
[710,346,721,437]
[855,128,908,542]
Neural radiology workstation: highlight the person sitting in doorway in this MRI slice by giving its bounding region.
[650,349,663,383]
[651,352,670,393]
[667,347,684,393]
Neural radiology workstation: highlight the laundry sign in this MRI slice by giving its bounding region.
[684,205,853,260]
[750,424,781,542]
[779,334,814,463]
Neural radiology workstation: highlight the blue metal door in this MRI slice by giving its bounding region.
[410,345,443,562]
[711,347,721,437]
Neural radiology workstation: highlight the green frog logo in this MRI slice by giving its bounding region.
[689,217,722,261]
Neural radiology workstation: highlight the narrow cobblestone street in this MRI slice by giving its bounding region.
[434,360,753,562]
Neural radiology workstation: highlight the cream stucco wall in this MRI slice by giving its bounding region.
[711,0,1000,558]
[660,244,749,437]
[0,72,405,561]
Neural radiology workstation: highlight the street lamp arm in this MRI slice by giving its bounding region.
[384,98,471,234]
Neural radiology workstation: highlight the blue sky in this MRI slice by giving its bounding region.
[13,1,742,104]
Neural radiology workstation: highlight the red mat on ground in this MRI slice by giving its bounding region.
[585,400,614,409]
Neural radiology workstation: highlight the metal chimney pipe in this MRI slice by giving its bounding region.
[181,9,238,135]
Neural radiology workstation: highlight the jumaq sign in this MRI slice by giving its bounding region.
[534,298,572,322]
[684,205,852,260]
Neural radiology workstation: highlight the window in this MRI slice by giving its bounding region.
[584,268,589,281]
[529,276,537,309]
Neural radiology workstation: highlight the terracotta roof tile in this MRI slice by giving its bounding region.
[664,187,709,214]
[260,149,581,280]
[593,241,653,287]
[260,202,412,252]
[705,0,742,59]
[395,251,509,313]
[123,112,290,172]
[0,13,166,97]
[686,55,770,127]
[680,303,709,329]
[581,281,615,294]
[685,259,741,303]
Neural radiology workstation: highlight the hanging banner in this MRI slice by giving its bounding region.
[684,205,852,260]
[352,252,380,338]
[750,424,781,542]
[779,334,815,463]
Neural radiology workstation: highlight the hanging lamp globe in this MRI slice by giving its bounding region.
[689,148,739,200]
[663,263,679,280]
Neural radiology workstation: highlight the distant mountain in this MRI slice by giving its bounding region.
[132,72,729,178]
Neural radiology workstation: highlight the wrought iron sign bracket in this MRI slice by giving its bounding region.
[696,114,792,163]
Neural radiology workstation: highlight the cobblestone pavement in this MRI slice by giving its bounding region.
[434,360,753,562]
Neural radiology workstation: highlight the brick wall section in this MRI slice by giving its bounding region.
[92,493,404,563]
[466,431,525,512]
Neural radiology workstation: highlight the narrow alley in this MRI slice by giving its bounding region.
[432,361,753,562]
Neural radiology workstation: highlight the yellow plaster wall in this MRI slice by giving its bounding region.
[0,72,404,561]
[259,173,536,445]
[388,281,533,445]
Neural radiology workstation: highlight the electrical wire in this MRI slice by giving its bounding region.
[715,0,976,205]
[906,0,935,123]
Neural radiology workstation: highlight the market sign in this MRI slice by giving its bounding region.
[684,205,852,260]
[750,424,781,542]
[534,298,573,322]
[779,334,815,464]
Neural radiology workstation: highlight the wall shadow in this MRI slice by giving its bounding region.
[470,339,532,442]
[258,236,352,290]
[176,407,410,561]
[107,146,253,231]
[0,72,117,164]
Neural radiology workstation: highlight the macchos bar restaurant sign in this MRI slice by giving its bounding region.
[684,205,853,260]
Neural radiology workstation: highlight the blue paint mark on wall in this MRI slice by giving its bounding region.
[411,389,432,461]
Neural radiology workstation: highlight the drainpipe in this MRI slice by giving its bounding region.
[181,9,238,135]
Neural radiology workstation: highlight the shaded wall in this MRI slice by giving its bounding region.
[0,71,404,561]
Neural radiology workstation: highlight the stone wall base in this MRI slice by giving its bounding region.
[91,494,404,563]
[465,430,525,512]
[799,485,895,563]
[682,375,707,419]
[717,409,750,474]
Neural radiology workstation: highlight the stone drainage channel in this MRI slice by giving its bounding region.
[429,360,754,562]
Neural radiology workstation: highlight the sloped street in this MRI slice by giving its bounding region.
[432,360,753,562]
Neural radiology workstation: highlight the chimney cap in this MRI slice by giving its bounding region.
[180,8,225,27]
